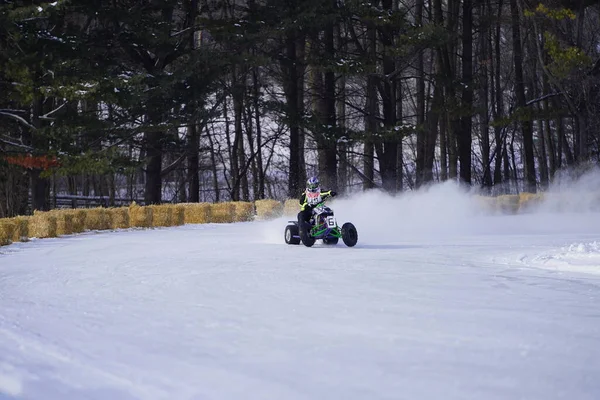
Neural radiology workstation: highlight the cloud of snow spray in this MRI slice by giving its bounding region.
[258,166,600,245]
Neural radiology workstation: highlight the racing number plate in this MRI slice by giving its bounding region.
[327,216,336,227]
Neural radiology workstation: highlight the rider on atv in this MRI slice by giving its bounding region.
[298,176,337,233]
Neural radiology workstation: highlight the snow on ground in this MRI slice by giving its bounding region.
[1,177,600,400]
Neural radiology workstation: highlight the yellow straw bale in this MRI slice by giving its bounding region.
[149,205,174,227]
[85,207,110,231]
[496,195,520,214]
[11,216,29,242]
[67,210,87,233]
[170,205,185,226]
[129,204,153,228]
[232,201,255,222]
[0,220,16,245]
[183,203,212,224]
[51,210,74,236]
[518,192,544,213]
[254,199,284,220]
[475,195,498,213]
[283,199,299,216]
[209,202,236,223]
[108,207,130,229]
[30,211,57,238]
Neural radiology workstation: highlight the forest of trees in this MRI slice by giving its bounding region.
[1,0,599,217]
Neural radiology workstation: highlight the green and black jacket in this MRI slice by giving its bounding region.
[299,190,334,212]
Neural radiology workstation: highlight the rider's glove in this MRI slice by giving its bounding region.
[330,191,337,197]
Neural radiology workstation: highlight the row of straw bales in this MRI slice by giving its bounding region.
[2,191,590,248]
[476,193,546,214]
[0,200,288,247]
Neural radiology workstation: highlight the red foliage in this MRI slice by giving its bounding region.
[4,154,60,170]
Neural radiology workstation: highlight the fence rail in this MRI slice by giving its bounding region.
[53,195,143,209]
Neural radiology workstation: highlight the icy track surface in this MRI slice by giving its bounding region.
[2,191,600,399]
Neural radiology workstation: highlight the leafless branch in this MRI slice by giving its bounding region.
[0,136,34,151]
[0,111,36,130]
[40,102,68,120]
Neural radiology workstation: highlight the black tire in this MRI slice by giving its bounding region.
[301,228,316,247]
[285,224,301,245]
[341,222,358,247]
[323,237,339,245]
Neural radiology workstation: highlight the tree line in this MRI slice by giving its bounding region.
[1,0,599,217]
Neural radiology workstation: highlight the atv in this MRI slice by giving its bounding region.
[284,201,358,247]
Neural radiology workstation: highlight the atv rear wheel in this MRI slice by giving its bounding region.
[285,224,301,245]
[341,222,358,247]
[301,228,316,247]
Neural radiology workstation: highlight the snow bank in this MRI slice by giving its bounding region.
[530,241,600,275]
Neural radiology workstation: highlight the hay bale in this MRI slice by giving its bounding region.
[30,211,58,238]
[85,207,110,231]
[183,203,212,224]
[129,204,153,228]
[255,199,284,220]
[149,205,174,227]
[475,195,498,214]
[518,192,544,213]
[170,205,185,226]
[67,210,87,233]
[108,207,130,229]
[51,210,74,236]
[232,201,255,222]
[209,202,236,223]
[11,216,30,242]
[496,195,520,214]
[0,220,16,246]
[283,199,299,217]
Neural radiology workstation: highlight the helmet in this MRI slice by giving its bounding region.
[306,176,320,193]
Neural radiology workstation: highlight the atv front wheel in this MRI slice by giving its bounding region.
[285,224,301,245]
[341,222,358,247]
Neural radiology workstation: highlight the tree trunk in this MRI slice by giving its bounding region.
[232,66,247,201]
[363,23,377,190]
[435,0,459,180]
[337,23,348,195]
[378,0,398,193]
[479,0,492,189]
[510,0,536,193]
[284,31,302,197]
[458,0,473,185]
[206,125,220,202]
[424,83,442,184]
[144,125,163,205]
[29,95,50,211]
[245,79,258,200]
[322,13,338,190]
[393,0,404,192]
[537,118,550,188]
[252,66,265,199]
[187,124,200,202]
[311,24,337,190]
[492,0,504,187]
[337,75,348,194]
[415,0,426,188]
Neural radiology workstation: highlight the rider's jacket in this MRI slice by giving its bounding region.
[299,190,334,212]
